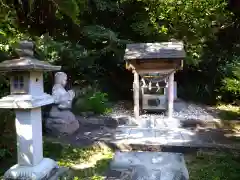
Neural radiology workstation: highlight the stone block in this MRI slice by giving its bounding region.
[128,128,155,139]
[110,151,189,180]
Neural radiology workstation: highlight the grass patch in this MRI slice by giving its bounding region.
[217,104,240,120]
[2,139,240,180]
[186,151,240,180]
[44,141,114,179]
[0,140,114,180]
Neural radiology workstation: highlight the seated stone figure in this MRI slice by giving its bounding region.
[45,72,79,136]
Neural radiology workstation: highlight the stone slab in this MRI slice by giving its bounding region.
[109,151,189,180]
[115,126,132,140]
[114,127,194,146]
[76,115,132,128]
[112,127,234,152]
[129,128,155,139]
[154,129,184,145]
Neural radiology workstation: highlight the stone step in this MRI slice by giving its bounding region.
[110,126,240,152]
[107,151,189,180]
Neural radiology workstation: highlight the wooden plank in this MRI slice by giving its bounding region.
[132,63,177,71]
[137,58,182,63]
[127,59,181,70]
[138,69,175,75]
[126,59,183,73]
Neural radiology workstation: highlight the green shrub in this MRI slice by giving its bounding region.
[0,149,12,161]
[85,91,112,114]
[0,109,16,168]
[220,63,240,102]
[73,89,112,115]
[222,78,240,96]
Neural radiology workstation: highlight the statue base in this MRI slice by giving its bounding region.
[3,158,59,180]
[45,106,79,136]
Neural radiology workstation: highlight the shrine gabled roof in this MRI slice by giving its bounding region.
[0,57,61,72]
[124,41,185,60]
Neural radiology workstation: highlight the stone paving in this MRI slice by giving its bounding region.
[112,126,240,150]
[51,123,240,153]
[46,100,240,153]
[114,127,195,145]
[45,100,239,180]
[107,151,189,180]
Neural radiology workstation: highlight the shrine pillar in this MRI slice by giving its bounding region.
[168,71,175,118]
[133,69,140,120]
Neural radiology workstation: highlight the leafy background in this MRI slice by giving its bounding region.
[0,0,240,169]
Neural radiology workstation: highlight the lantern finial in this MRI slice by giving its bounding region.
[16,40,35,57]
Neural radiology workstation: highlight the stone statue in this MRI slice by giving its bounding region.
[45,72,79,136]
[52,72,75,109]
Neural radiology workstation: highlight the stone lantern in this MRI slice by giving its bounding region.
[0,40,62,179]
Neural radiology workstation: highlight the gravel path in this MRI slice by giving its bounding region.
[107,100,215,128]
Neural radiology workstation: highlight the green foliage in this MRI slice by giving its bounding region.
[0,110,16,176]
[221,63,240,101]
[222,78,240,96]
[85,91,112,114]
[0,139,113,179]
[0,0,238,105]
[186,151,240,180]
[0,110,15,144]
[44,140,113,179]
[217,104,240,120]
[50,0,80,23]
[0,149,11,161]
[73,88,112,115]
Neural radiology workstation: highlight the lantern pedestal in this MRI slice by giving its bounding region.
[1,99,59,180]
[4,158,58,180]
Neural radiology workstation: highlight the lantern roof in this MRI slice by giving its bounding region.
[0,40,61,72]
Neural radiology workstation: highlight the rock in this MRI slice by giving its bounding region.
[119,165,150,180]
[103,117,118,128]
[85,111,95,116]
[80,112,88,116]
[45,106,79,136]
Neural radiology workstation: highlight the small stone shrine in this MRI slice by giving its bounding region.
[0,40,64,179]
[45,71,79,136]
[124,42,185,120]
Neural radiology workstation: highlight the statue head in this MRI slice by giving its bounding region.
[54,72,67,87]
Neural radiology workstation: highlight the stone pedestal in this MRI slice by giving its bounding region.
[46,106,79,136]
[4,108,59,180]
[4,158,58,180]
[15,109,43,166]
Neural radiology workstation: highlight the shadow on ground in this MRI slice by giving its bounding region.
[44,140,113,179]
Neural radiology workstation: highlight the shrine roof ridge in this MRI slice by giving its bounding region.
[124,41,186,60]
